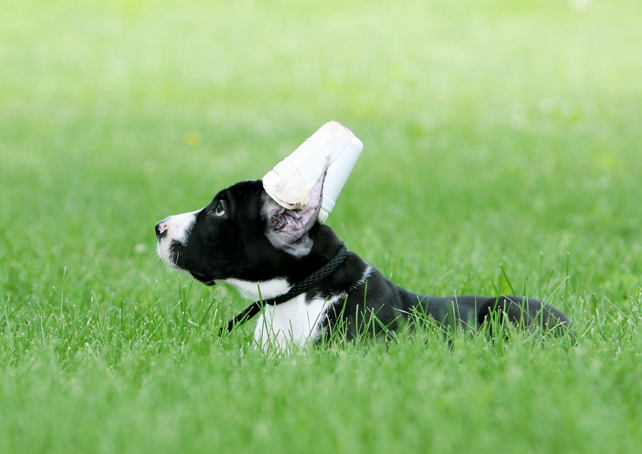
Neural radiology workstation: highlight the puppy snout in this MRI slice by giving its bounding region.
[155,220,168,239]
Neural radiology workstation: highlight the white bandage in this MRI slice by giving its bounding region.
[262,121,363,223]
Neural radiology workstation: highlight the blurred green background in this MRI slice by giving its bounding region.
[2,0,641,308]
[2,1,642,453]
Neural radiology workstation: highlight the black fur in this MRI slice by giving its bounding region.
[158,180,571,342]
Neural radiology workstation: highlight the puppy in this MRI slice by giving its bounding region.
[156,176,570,351]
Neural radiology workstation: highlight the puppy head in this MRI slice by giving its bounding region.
[155,176,324,285]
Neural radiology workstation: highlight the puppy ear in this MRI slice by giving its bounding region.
[263,173,324,256]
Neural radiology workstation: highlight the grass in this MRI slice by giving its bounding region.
[2,0,642,452]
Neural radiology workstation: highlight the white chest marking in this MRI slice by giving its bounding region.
[223,263,373,352]
[253,293,344,353]
[220,277,292,300]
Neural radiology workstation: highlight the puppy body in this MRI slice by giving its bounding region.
[156,180,570,351]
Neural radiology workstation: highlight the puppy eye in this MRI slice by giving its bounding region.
[214,204,226,216]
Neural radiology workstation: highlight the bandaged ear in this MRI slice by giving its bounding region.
[263,173,325,257]
[262,121,362,224]
[269,172,324,238]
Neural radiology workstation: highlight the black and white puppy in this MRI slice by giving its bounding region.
[155,176,570,351]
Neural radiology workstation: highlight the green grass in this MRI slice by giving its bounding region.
[2,0,642,452]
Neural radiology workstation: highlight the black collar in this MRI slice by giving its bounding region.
[219,244,348,335]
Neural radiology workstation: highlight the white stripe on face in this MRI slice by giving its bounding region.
[156,210,199,266]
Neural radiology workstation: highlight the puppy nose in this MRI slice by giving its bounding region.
[155,220,168,238]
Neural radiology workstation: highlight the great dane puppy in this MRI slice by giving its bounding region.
[156,176,570,351]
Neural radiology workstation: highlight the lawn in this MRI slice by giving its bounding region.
[1,0,642,452]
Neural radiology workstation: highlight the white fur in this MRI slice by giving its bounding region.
[352,264,373,291]
[222,276,337,352]
[249,265,374,352]
[156,210,199,265]
[220,277,292,300]
[253,293,345,352]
